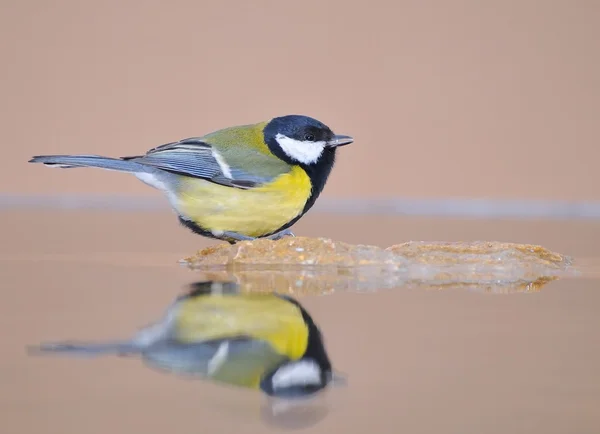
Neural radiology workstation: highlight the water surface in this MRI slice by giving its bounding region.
[2,210,600,433]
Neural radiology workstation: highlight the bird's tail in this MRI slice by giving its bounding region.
[28,155,147,173]
[27,341,139,357]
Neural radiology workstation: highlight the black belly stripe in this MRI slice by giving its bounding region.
[177,216,235,243]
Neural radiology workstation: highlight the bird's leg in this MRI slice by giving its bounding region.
[220,231,256,244]
[219,229,295,244]
[265,229,296,240]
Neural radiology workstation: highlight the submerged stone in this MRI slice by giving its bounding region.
[181,237,576,294]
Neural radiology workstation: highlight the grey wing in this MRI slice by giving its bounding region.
[141,338,287,384]
[123,138,272,189]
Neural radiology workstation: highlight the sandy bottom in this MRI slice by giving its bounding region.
[2,210,600,433]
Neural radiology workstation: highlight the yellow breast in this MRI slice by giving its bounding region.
[175,166,312,237]
[175,294,309,361]
[174,294,309,389]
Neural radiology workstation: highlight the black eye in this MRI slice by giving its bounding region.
[304,134,315,141]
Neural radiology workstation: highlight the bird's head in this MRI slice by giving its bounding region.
[263,115,353,166]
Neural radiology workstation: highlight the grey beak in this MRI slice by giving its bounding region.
[328,134,353,147]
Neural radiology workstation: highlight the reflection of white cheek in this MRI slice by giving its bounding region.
[272,359,322,390]
[275,134,326,164]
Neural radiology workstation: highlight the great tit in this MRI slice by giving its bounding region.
[29,281,346,399]
[28,115,353,243]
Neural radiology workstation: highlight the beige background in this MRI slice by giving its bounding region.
[1,0,599,201]
[3,3,600,433]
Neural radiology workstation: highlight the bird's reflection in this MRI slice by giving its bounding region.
[29,281,346,429]
[260,393,330,430]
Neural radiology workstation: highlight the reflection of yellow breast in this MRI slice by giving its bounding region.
[175,166,312,237]
[174,294,309,362]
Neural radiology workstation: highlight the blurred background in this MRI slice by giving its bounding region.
[2,0,599,206]
[2,2,600,434]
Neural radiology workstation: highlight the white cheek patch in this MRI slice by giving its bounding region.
[275,133,326,165]
[272,359,322,390]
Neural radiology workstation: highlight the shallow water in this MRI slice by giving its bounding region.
[2,210,600,433]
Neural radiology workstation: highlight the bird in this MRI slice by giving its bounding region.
[28,115,353,243]
[29,281,346,399]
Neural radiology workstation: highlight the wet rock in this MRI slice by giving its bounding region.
[387,240,570,268]
[183,237,402,267]
[385,240,573,288]
[181,237,576,294]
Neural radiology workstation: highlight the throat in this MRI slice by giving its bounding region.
[300,149,336,214]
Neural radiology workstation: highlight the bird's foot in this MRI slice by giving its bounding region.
[219,229,295,244]
[265,229,296,240]
[220,231,256,244]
